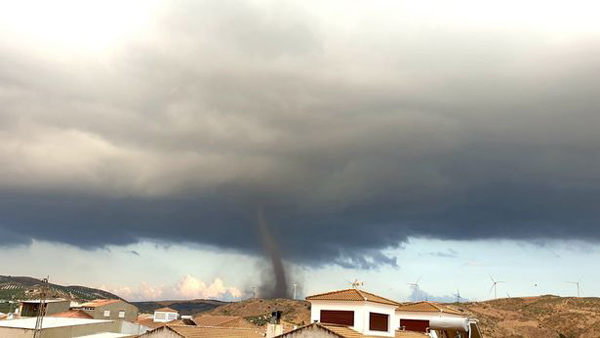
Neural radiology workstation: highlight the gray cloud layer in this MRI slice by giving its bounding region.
[1,1,600,267]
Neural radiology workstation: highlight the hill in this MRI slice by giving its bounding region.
[0,275,121,303]
[206,298,311,326]
[132,299,228,315]
[203,296,600,337]
[459,295,600,338]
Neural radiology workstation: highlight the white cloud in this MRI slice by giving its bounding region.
[100,275,242,301]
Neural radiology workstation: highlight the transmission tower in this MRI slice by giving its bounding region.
[33,277,49,338]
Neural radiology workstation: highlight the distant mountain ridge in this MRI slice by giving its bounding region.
[0,275,121,301]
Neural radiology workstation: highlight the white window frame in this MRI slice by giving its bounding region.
[118,310,125,318]
[103,310,110,317]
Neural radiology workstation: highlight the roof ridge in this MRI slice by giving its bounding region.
[169,324,257,330]
[306,288,356,299]
[358,289,400,305]
[354,288,368,301]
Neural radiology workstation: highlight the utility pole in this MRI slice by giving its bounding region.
[33,277,49,338]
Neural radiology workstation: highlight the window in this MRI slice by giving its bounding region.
[369,312,389,332]
[103,310,110,317]
[320,310,354,326]
[155,313,166,320]
[118,310,125,318]
[400,319,429,332]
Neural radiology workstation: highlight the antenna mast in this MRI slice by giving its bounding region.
[33,276,49,338]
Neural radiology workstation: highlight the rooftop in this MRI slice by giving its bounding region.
[396,302,463,315]
[141,325,265,338]
[79,299,122,308]
[192,315,243,327]
[0,317,112,329]
[155,307,178,313]
[306,288,400,306]
[20,299,68,304]
[75,333,133,338]
[277,323,428,338]
[49,310,94,319]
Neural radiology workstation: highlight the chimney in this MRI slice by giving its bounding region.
[266,311,283,338]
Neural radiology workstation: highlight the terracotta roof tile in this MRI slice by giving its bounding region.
[306,289,400,306]
[155,307,178,313]
[396,302,463,315]
[136,315,164,329]
[49,310,93,319]
[142,325,265,338]
[277,323,427,338]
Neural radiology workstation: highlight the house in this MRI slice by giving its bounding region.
[304,289,482,338]
[0,317,131,338]
[137,324,265,338]
[306,288,400,337]
[78,299,139,322]
[19,299,70,317]
[152,307,179,323]
[275,322,428,338]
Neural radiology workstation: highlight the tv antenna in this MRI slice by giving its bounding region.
[33,276,49,338]
[489,275,505,300]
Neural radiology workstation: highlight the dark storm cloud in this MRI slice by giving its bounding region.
[1,1,600,267]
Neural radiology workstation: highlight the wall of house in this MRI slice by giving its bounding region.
[0,321,120,338]
[361,302,396,337]
[19,301,69,317]
[309,300,396,337]
[82,301,139,322]
[153,311,178,322]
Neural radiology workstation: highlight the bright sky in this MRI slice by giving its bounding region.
[1,238,596,301]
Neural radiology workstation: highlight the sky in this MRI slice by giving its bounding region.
[1,0,600,302]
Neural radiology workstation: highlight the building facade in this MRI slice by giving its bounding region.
[19,299,70,317]
[79,299,139,322]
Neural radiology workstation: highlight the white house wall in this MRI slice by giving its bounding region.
[309,300,396,337]
[361,302,396,337]
[310,300,365,333]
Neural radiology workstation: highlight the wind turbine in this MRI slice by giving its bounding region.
[453,289,463,303]
[348,279,364,289]
[566,280,582,297]
[407,276,423,301]
[292,283,297,299]
[489,275,505,299]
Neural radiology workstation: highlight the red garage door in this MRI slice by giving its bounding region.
[400,319,429,332]
[320,310,354,326]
